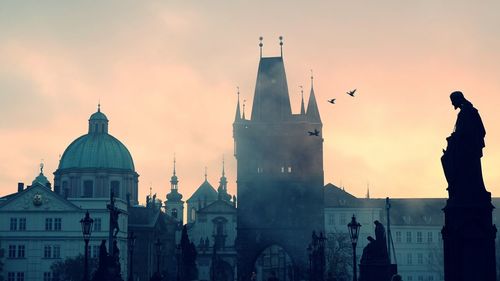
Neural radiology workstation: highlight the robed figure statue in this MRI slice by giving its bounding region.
[441,91,487,199]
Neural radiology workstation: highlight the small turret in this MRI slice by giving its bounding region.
[306,72,321,123]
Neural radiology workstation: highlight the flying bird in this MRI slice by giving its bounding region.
[327,99,336,104]
[346,89,357,97]
[308,129,320,136]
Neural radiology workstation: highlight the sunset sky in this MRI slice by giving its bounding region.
[1,0,500,203]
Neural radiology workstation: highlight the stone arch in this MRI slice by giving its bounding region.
[252,244,296,281]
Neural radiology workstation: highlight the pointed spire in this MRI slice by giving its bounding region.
[218,155,230,202]
[222,155,226,177]
[173,154,176,176]
[242,99,246,120]
[259,36,263,58]
[279,36,284,57]
[234,87,241,122]
[366,183,370,199]
[167,154,183,203]
[299,85,305,115]
[306,69,322,123]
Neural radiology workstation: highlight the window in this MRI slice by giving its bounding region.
[44,245,52,258]
[45,218,53,231]
[43,272,52,281]
[428,253,433,264]
[407,253,412,265]
[287,166,292,173]
[257,167,263,173]
[340,213,346,225]
[395,231,401,243]
[111,181,120,197]
[417,232,422,243]
[83,180,93,197]
[408,276,413,281]
[418,276,424,281]
[280,166,285,173]
[10,218,17,231]
[53,245,61,258]
[406,231,412,243]
[427,232,433,243]
[191,208,196,221]
[417,253,423,264]
[17,245,25,258]
[93,218,102,232]
[328,214,334,225]
[92,245,100,258]
[19,218,26,231]
[8,245,16,258]
[54,218,62,231]
[16,272,24,281]
[8,272,15,281]
[172,208,178,218]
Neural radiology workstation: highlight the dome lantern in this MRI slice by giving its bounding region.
[88,104,109,134]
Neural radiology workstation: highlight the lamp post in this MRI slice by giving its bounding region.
[154,239,162,276]
[347,214,361,281]
[80,211,94,281]
[128,232,137,281]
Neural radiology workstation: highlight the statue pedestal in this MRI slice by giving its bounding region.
[442,191,497,281]
[358,263,397,281]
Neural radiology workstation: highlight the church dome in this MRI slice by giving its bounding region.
[58,107,135,171]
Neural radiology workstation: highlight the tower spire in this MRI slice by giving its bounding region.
[366,182,370,199]
[259,36,263,58]
[234,87,241,122]
[204,166,208,181]
[279,36,284,57]
[300,85,305,115]
[242,99,246,120]
[306,69,322,122]
[222,155,226,177]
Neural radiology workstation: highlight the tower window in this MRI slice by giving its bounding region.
[287,166,292,173]
[257,167,263,173]
[191,208,196,221]
[281,166,285,173]
[83,180,93,198]
[172,208,178,218]
[111,181,120,198]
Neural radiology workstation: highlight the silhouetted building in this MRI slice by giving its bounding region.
[233,44,324,280]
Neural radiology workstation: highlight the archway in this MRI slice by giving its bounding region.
[254,245,295,281]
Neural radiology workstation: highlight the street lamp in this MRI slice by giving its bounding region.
[347,214,361,281]
[128,232,137,281]
[154,239,162,276]
[80,211,94,281]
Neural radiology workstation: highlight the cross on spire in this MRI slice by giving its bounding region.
[279,36,284,57]
[259,36,263,58]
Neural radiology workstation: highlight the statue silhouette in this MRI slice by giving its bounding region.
[441,91,487,200]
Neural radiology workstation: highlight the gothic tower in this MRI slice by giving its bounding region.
[233,39,324,280]
[165,157,184,222]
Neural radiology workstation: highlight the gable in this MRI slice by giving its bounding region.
[198,200,236,214]
[0,184,81,212]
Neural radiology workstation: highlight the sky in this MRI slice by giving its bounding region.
[1,0,500,203]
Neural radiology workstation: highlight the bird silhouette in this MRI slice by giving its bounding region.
[308,129,320,136]
[346,89,357,97]
[328,99,336,104]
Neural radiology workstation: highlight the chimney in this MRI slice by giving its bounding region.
[17,182,24,193]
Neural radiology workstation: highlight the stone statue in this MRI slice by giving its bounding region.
[360,221,389,264]
[441,91,486,199]
[107,192,121,237]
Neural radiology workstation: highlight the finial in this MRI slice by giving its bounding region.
[222,155,225,177]
[242,99,246,120]
[204,166,208,181]
[299,85,304,98]
[40,159,44,174]
[310,69,314,88]
[259,36,263,58]
[98,100,101,112]
[149,183,152,198]
[237,86,240,102]
[173,154,176,176]
[279,36,283,57]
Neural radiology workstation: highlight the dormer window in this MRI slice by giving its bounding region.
[287,166,292,173]
[281,166,285,173]
[257,167,263,173]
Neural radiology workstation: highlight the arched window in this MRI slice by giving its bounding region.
[171,208,178,218]
[191,208,196,221]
